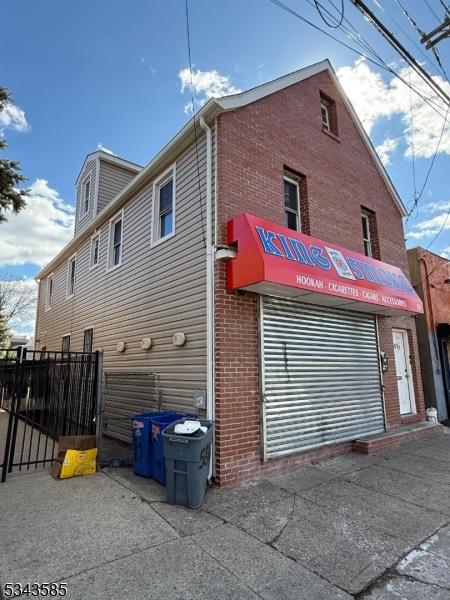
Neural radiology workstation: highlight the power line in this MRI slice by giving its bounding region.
[427,206,450,250]
[269,0,449,121]
[310,0,449,119]
[408,68,418,211]
[275,0,448,242]
[267,0,387,66]
[424,0,442,23]
[379,0,442,71]
[184,0,206,249]
[391,0,449,80]
[314,0,344,28]
[349,0,450,107]
[405,104,449,231]
[439,0,450,18]
[349,0,450,231]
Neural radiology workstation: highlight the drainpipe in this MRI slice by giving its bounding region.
[199,117,215,438]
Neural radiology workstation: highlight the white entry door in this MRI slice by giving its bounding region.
[392,329,415,415]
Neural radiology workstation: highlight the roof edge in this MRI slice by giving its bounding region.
[75,151,143,185]
[216,59,332,110]
[215,59,406,217]
[37,59,407,279]
[37,99,220,280]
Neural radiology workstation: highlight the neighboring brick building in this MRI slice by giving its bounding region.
[36,60,430,487]
[408,248,450,423]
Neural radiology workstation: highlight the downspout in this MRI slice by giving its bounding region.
[33,279,41,350]
[199,117,215,444]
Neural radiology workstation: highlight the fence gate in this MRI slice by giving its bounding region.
[0,347,99,482]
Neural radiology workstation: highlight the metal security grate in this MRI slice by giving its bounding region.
[103,372,160,442]
[261,297,385,459]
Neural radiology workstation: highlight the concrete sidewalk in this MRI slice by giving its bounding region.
[1,432,450,599]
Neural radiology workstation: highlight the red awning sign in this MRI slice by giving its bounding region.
[227,213,423,316]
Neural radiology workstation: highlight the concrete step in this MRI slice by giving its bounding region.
[353,421,443,454]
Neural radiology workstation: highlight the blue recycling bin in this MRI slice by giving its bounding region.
[131,411,195,481]
[131,412,175,478]
[151,412,195,485]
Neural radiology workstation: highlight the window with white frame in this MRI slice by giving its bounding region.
[83,328,94,353]
[153,167,175,244]
[320,91,338,136]
[321,102,330,131]
[108,212,123,270]
[90,233,100,268]
[362,212,372,257]
[67,256,76,297]
[82,177,91,216]
[284,176,301,231]
[45,275,54,310]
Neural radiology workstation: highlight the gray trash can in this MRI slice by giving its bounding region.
[162,419,213,508]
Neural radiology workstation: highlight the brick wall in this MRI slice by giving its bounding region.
[215,69,425,486]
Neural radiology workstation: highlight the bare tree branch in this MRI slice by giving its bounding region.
[0,275,37,346]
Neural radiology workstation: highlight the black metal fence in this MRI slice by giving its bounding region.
[0,347,99,482]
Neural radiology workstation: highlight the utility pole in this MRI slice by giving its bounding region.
[421,16,450,49]
[349,0,450,107]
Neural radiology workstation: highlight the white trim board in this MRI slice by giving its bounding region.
[106,208,125,273]
[151,163,176,248]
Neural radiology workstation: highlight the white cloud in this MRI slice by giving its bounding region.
[441,247,450,259]
[0,179,74,267]
[97,143,114,155]
[375,137,398,166]
[179,68,241,113]
[337,59,450,159]
[0,102,29,133]
[409,209,450,239]
[424,200,450,213]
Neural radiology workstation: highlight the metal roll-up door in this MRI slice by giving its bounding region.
[261,297,385,459]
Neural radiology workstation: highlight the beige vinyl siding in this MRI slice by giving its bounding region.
[36,128,213,421]
[97,161,139,215]
[74,159,97,236]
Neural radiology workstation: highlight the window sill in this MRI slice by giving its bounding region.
[151,231,175,249]
[106,262,122,274]
[66,294,74,301]
[322,128,340,142]
[88,263,99,272]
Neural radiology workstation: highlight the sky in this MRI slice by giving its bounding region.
[1,0,450,336]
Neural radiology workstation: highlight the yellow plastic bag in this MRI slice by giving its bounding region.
[59,448,98,479]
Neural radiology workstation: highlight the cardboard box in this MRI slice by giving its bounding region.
[50,452,66,480]
[51,436,96,480]
[58,435,96,453]
[50,460,62,480]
